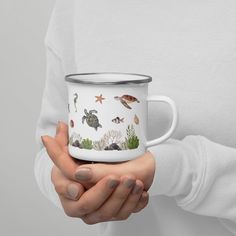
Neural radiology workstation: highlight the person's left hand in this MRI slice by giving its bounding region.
[43,122,156,191]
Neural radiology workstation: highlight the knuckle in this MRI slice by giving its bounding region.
[117,213,130,221]
[63,208,77,218]
[82,217,96,225]
[96,211,111,221]
[105,174,119,182]
[122,174,136,182]
[116,192,128,201]
[77,204,90,215]
[54,184,65,195]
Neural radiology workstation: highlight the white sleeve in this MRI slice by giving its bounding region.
[34,44,67,210]
[148,135,236,234]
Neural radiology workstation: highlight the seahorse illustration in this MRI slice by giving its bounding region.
[74,93,78,112]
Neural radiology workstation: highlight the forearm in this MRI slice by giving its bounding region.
[148,136,236,231]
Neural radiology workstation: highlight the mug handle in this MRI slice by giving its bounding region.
[146,95,178,147]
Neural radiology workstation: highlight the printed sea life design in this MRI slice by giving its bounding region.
[95,94,105,104]
[82,109,102,131]
[125,124,139,149]
[69,125,139,151]
[114,94,140,109]
[104,143,122,150]
[134,114,139,125]
[69,132,82,147]
[112,116,124,124]
[74,93,78,112]
[70,119,74,128]
[81,138,93,149]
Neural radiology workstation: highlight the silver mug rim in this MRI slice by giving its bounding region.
[65,72,152,85]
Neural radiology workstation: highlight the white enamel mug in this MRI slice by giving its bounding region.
[65,73,178,162]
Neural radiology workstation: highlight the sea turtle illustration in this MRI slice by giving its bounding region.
[82,109,102,131]
[114,94,140,109]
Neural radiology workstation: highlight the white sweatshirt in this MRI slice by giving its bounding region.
[35,0,236,235]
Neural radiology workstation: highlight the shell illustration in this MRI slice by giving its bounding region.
[82,109,102,131]
[114,95,140,109]
[134,114,139,125]
[70,119,74,128]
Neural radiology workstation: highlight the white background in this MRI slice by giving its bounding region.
[0,1,96,235]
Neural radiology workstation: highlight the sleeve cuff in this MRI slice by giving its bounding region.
[147,138,195,199]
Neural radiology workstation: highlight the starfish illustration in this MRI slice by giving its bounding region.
[95,94,105,104]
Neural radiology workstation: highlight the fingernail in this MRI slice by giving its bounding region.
[123,179,135,189]
[108,179,119,189]
[67,184,79,200]
[132,184,142,194]
[75,167,92,181]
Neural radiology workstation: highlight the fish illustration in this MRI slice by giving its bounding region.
[114,95,140,109]
[112,117,124,124]
[134,114,139,125]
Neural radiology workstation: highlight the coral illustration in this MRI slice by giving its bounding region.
[102,130,122,146]
[125,125,139,149]
[81,138,93,149]
[93,140,106,151]
[120,141,128,150]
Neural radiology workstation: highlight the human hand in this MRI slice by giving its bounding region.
[52,164,148,224]
[43,122,156,191]
[42,122,149,223]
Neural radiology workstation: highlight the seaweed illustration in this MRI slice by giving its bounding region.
[81,138,93,149]
[125,125,139,149]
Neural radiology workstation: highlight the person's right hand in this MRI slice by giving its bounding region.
[43,122,149,224]
[52,164,148,224]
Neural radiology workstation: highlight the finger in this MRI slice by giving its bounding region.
[61,175,120,218]
[132,191,149,213]
[52,165,85,201]
[42,135,78,181]
[74,163,119,185]
[82,175,136,224]
[114,179,144,220]
[55,121,69,149]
